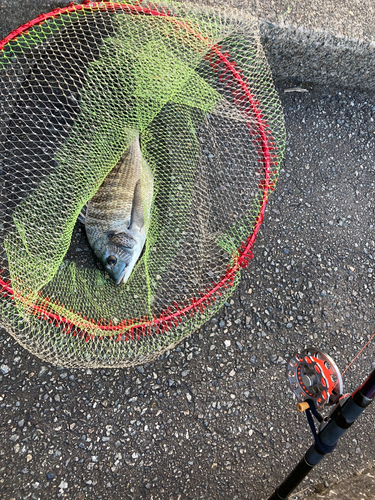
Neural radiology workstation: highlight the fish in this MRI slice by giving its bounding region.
[79,132,153,285]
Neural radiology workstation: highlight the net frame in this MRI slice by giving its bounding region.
[0,0,283,367]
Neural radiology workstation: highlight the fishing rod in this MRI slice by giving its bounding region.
[268,347,375,500]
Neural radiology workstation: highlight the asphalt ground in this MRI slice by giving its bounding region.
[1,81,375,499]
[1,2,375,500]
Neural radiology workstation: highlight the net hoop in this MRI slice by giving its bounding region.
[0,0,276,342]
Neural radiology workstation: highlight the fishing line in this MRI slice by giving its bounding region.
[281,331,375,499]
[342,330,375,377]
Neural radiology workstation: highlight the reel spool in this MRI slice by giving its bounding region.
[286,348,343,410]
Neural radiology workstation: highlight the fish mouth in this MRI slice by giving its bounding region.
[113,263,129,286]
[115,273,127,286]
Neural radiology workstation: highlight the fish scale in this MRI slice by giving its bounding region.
[83,132,154,285]
[85,133,143,239]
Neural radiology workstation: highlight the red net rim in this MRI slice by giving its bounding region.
[0,1,277,341]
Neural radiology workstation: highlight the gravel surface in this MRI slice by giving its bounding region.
[1,83,375,499]
[306,467,375,500]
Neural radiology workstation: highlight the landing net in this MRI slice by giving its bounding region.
[0,0,285,367]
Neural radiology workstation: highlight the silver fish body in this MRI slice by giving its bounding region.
[82,133,153,285]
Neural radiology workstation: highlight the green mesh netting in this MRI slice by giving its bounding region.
[0,1,285,367]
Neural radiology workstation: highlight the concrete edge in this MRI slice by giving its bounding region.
[0,2,374,92]
[302,466,375,499]
[260,20,375,92]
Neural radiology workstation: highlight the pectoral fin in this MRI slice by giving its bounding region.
[129,180,144,230]
[78,204,87,224]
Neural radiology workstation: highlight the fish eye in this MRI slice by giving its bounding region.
[107,255,117,267]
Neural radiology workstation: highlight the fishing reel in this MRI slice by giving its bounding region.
[286,348,343,410]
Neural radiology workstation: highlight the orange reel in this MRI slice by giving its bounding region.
[287,348,343,410]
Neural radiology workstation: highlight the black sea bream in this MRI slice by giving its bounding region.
[80,132,153,285]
